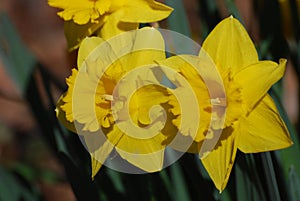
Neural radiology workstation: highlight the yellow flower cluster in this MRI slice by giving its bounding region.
[50,1,293,192]
[48,0,173,50]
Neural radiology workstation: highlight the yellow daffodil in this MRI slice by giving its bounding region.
[200,16,293,192]
[48,0,173,50]
[56,28,179,177]
[161,16,293,192]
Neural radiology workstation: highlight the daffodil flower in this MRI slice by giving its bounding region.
[56,28,179,177]
[48,0,173,50]
[161,16,293,192]
[200,17,292,191]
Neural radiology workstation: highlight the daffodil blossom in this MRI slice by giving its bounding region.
[56,28,179,177]
[163,16,293,192]
[199,17,293,192]
[48,0,173,50]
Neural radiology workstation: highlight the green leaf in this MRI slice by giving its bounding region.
[257,37,273,60]
[224,0,243,23]
[170,163,191,201]
[0,12,35,95]
[261,152,281,201]
[0,166,39,201]
[165,0,191,37]
[270,88,300,178]
[58,152,100,201]
[235,154,268,201]
[0,166,21,201]
[194,155,210,180]
[217,189,232,201]
[53,127,69,153]
[167,150,191,201]
[206,0,218,14]
[159,170,173,195]
[289,165,300,201]
[269,86,300,201]
[11,163,36,182]
[106,168,125,194]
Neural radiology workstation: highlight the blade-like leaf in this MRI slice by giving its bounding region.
[0,166,39,201]
[58,152,100,201]
[165,0,191,37]
[0,12,35,94]
[289,165,300,201]
[261,152,282,201]
[270,87,300,176]
[167,150,191,201]
[235,154,268,201]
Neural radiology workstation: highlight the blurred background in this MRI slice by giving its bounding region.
[0,0,299,200]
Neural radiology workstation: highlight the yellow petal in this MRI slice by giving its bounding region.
[47,0,65,8]
[72,10,94,25]
[114,127,166,172]
[58,68,78,129]
[201,127,237,192]
[55,94,76,133]
[115,51,165,77]
[64,20,103,51]
[48,0,110,24]
[121,0,173,23]
[99,0,172,40]
[110,0,127,11]
[95,0,111,15]
[72,71,102,132]
[99,11,139,40]
[87,126,123,178]
[77,37,104,68]
[200,16,258,73]
[235,59,286,111]
[99,24,166,68]
[91,154,102,180]
[237,94,292,153]
[99,27,166,80]
[116,147,164,172]
[99,27,165,64]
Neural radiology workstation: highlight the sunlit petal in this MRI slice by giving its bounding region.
[200,16,258,73]
[55,94,76,133]
[121,0,173,23]
[64,20,104,51]
[235,59,286,111]
[89,126,123,178]
[78,37,104,68]
[99,10,139,40]
[201,127,237,192]
[237,95,293,153]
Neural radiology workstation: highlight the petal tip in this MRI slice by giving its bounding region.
[279,58,287,66]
